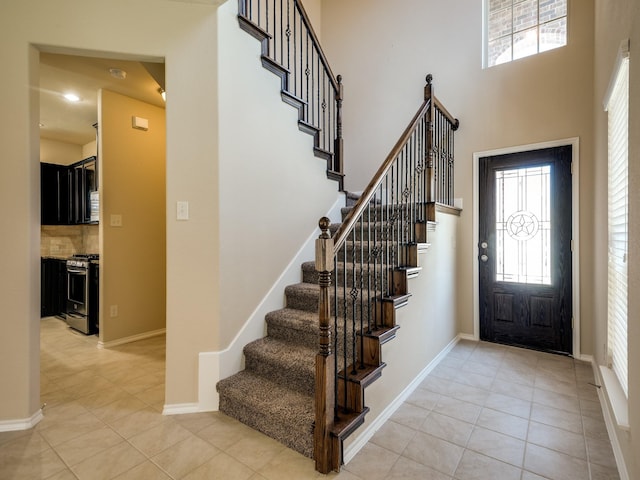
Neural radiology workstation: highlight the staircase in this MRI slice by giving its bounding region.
[216,199,433,458]
[218,0,461,473]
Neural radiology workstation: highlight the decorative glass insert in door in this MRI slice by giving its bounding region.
[495,165,551,284]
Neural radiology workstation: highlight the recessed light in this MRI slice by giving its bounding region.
[63,93,81,102]
[109,68,127,80]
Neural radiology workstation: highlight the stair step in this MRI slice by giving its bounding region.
[244,337,315,396]
[285,282,377,320]
[301,260,394,286]
[340,205,430,223]
[330,221,399,241]
[331,407,369,441]
[361,325,401,345]
[217,371,314,457]
[266,308,320,349]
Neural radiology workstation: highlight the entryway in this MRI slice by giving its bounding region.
[477,145,573,354]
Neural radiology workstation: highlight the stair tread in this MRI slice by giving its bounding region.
[266,308,319,332]
[217,371,314,457]
[218,371,313,418]
[245,337,316,369]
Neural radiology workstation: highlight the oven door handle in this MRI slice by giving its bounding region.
[67,268,87,274]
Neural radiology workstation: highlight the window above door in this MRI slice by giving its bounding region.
[484,0,567,68]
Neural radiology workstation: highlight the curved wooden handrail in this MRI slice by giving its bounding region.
[332,98,431,252]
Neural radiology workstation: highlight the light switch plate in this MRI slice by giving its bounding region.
[110,214,122,227]
[177,201,189,220]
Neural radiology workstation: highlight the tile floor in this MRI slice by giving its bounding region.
[0,317,620,479]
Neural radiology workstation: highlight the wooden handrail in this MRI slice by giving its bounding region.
[332,98,430,251]
[434,97,460,131]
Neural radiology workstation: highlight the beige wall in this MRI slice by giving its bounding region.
[301,0,322,38]
[40,138,83,165]
[217,0,341,348]
[594,0,639,477]
[99,89,166,343]
[0,0,221,422]
[321,0,596,355]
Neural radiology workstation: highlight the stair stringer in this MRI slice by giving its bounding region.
[237,10,344,189]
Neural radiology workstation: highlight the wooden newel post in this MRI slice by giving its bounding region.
[314,217,337,473]
[424,74,436,207]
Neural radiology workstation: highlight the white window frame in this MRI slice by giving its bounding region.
[483,0,568,68]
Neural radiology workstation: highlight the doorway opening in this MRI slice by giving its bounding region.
[38,47,167,410]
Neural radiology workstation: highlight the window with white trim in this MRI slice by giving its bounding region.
[606,48,629,398]
[484,0,567,68]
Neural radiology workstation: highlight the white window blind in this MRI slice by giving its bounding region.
[606,53,629,398]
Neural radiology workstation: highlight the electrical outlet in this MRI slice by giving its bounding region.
[110,305,118,317]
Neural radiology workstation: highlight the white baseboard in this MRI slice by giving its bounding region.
[197,194,345,412]
[576,353,593,363]
[457,332,477,342]
[98,328,166,349]
[162,403,201,416]
[591,360,630,480]
[0,409,43,432]
[343,335,461,465]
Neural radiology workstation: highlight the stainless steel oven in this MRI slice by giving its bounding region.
[66,254,99,334]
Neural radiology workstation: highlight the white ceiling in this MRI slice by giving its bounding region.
[39,52,165,145]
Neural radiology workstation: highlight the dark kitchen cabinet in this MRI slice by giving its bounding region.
[40,163,73,225]
[41,258,67,318]
[72,157,98,224]
[41,156,98,226]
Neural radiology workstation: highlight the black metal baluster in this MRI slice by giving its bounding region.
[359,209,365,369]
[299,10,303,106]
[373,186,380,330]
[343,236,349,412]
[286,0,290,71]
[279,0,283,66]
[334,249,340,416]
[350,228,357,376]
[367,200,373,334]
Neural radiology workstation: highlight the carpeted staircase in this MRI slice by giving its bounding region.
[217,198,374,458]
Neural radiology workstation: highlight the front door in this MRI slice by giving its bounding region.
[479,146,572,354]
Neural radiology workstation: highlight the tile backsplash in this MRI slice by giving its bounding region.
[41,225,99,258]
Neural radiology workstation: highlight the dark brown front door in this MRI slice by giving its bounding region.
[479,146,572,354]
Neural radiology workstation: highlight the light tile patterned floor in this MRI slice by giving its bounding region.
[0,317,620,479]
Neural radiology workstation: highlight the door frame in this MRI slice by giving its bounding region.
[472,137,583,359]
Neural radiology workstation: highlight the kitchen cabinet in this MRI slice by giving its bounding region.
[41,257,67,317]
[40,163,73,225]
[41,156,98,225]
[72,156,98,224]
